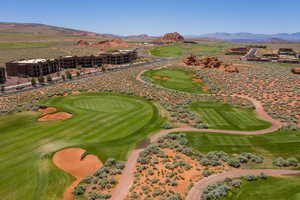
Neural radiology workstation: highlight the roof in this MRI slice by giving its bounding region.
[14,59,47,64]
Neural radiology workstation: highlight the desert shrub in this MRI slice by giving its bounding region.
[73,184,86,195]
[202,169,213,177]
[152,188,163,197]
[231,179,242,188]
[227,158,241,168]
[115,161,125,169]
[162,122,173,129]
[244,174,257,182]
[259,172,268,180]
[104,158,116,167]
[273,157,290,167]
[200,158,211,166]
[81,175,93,184]
[287,157,298,167]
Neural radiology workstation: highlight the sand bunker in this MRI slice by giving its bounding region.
[38,107,57,114]
[38,112,72,121]
[192,78,203,83]
[152,75,170,80]
[53,148,102,200]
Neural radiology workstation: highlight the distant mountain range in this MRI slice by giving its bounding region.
[186,32,300,43]
[1,22,299,43]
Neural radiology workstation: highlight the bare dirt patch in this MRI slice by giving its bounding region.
[192,78,203,83]
[152,76,170,80]
[38,112,72,121]
[53,148,102,200]
[38,107,57,114]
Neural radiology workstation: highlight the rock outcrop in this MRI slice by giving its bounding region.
[154,32,184,43]
[76,40,90,46]
[183,55,239,73]
[291,68,300,74]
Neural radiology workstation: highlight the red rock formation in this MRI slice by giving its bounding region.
[76,40,90,46]
[154,32,184,43]
[291,68,300,74]
[183,55,239,73]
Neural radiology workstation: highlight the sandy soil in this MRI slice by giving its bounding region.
[192,78,203,83]
[152,76,170,80]
[38,107,57,114]
[53,148,102,200]
[38,112,72,121]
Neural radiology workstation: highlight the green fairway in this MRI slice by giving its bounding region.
[0,42,58,49]
[190,101,271,131]
[149,42,230,57]
[224,176,300,200]
[0,92,163,200]
[150,44,185,57]
[143,68,210,93]
[180,130,300,159]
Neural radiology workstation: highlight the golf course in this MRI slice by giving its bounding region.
[190,101,272,131]
[143,68,210,93]
[0,92,163,200]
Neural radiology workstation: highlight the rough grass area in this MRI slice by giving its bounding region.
[190,102,271,131]
[180,130,300,160]
[224,176,300,200]
[149,42,230,57]
[143,68,210,93]
[0,42,58,49]
[0,92,163,200]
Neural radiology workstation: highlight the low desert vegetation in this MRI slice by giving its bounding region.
[0,92,163,200]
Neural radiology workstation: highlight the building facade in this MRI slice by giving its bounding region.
[6,50,138,77]
[0,67,6,83]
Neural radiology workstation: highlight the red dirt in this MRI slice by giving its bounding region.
[38,107,57,114]
[38,112,72,121]
[192,78,203,83]
[152,75,170,80]
[53,148,102,200]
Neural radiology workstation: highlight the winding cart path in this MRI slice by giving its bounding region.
[110,71,286,200]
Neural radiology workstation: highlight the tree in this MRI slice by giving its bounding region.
[61,74,66,81]
[76,71,81,77]
[46,75,52,83]
[31,78,37,87]
[0,85,5,93]
[38,76,45,84]
[66,71,72,80]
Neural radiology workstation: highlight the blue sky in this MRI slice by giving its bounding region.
[0,0,299,36]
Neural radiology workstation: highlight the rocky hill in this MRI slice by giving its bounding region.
[0,22,105,37]
[154,32,184,42]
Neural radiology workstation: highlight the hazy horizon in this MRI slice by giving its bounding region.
[1,0,299,36]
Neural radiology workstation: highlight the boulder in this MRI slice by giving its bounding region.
[291,68,300,74]
[224,65,239,73]
[76,40,90,46]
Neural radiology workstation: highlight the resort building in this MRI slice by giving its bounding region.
[6,49,138,77]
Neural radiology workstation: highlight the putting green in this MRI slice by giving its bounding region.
[223,176,300,200]
[190,101,271,131]
[0,92,163,200]
[143,68,210,93]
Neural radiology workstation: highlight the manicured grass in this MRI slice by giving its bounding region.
[190,101,271,131]
[150,44,185,57]
[180,130,300,159]
[224,176,300,200]
[0,92,163,200]
[143,68,210,93]
[149,42,230,57]
[0,42,58,49]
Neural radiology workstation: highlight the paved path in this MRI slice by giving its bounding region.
[186,169,300,200]
[111,72,285,200]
